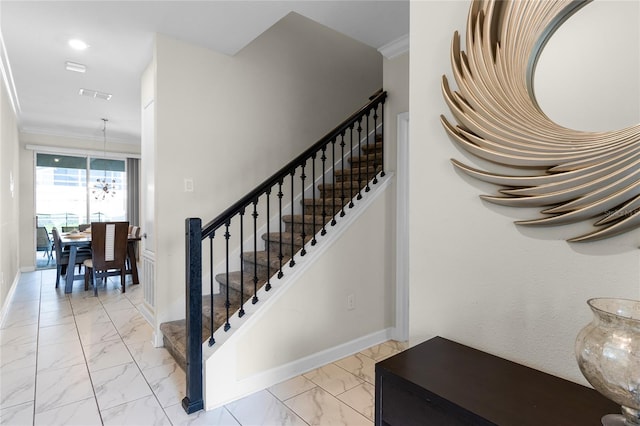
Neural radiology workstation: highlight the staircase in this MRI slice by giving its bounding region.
[160,136,383,371]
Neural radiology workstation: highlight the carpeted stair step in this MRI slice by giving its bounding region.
[261,232,312,257]
[242,250,290,278]
[334,165,382,182]
[301,198,345,216]
[160,294,235,371]
[348,154,382,167]
[215,271,268,301]
[282,214,330,235]
[362,141,383,154]
[317,181,365,199]
[318,187,360,200]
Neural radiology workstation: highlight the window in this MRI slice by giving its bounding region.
[36,153,127,231]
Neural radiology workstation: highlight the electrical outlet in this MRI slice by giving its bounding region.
[347,294,355,310]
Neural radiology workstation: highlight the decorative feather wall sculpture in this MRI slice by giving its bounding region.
[441,0,640,242]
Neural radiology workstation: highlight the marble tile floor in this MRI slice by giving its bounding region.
[1,269,406,425]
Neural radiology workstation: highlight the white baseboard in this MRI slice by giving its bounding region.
[0,271,22,328]
[206,327,393,410]
[249,327,394,385]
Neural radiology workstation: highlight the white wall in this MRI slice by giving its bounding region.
[152,12,383,330]
[17,132,140,270]
[410,0,640,385]
[0,73,20,315]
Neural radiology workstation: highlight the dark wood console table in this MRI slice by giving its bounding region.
[375,336,619,425]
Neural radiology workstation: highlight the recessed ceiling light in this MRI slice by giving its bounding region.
[65,61,86,73]
[68,39,89,50]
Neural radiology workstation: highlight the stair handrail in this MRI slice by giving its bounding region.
[201,89,387,239]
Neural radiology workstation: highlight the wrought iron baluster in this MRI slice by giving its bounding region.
[277,179,284,278]
[208,233,215,346]
[380,99,386,177]
[311,153,317,245]
[300,161,307,256]
[365,110,371,193]
[356,119,363,200]
[224,220,231,332]
[339,132,346,217]
[239,208,245,318]
[331,139,337,226]
[349,124,355,208]
[265,189,271,291]
[252,200,259,304]
[321,146,327,236]
[290,170,296,267]
[373,104,379,185]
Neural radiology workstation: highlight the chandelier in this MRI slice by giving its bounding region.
[92,118,117,200]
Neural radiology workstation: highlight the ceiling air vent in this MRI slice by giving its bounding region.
[79,88,112,101]
[65,61,86,73]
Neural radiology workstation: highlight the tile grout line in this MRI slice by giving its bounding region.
[68,272,105,426]
[265,388,312,426]
[99,276,175,425]
[32,269,44,424]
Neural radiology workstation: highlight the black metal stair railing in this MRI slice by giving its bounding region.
[182,89,386,414]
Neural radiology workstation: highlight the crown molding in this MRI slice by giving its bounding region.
[20,126,140,145]
[0,28,21,117]
[378,34,409,60]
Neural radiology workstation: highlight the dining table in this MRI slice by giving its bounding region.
[59,231,141,294]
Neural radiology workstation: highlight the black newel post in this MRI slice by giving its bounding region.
[182,217,204,414]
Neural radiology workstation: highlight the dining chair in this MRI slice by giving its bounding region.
[58,226,91,273]
[51,227,92,288]
[128,225,140,238]
[84,221,129,296]
[125,226,141,271]
[78,224,90,232]
[36,226,53,263]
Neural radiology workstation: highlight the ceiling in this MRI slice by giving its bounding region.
[0,1,409,145]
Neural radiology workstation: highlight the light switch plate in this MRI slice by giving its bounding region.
[184,178,194,192]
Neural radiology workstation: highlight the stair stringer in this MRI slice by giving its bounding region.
[201,173,394,410]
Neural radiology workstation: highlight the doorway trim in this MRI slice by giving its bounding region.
[393,112,410,341]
